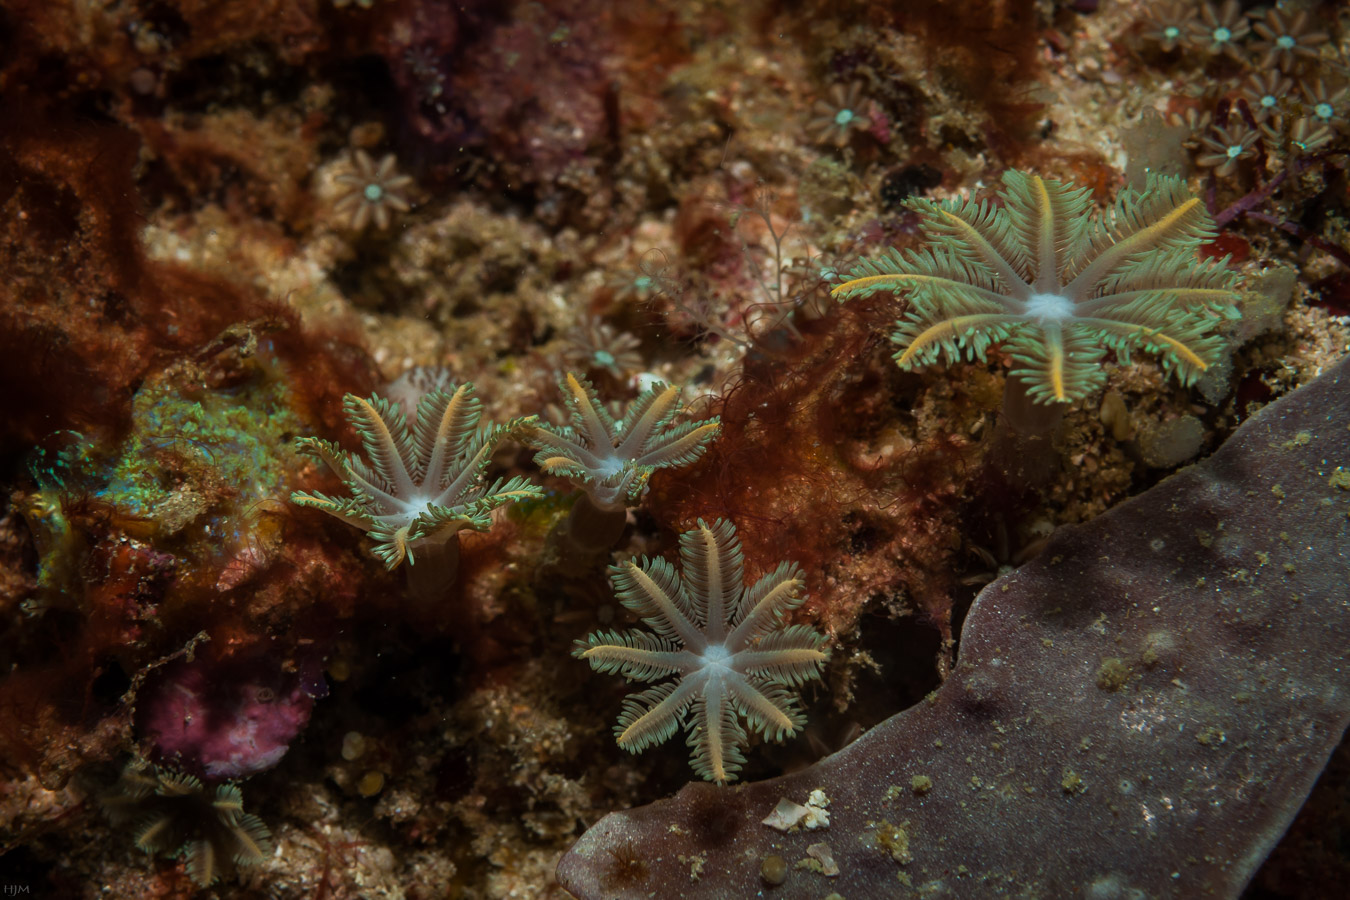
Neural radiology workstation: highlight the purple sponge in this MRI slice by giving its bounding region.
[138,649,325,779]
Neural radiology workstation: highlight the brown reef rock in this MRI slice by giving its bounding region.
[558,355,1350,898]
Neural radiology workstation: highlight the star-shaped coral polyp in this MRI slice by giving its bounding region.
[524,373,720,512]
[575,518,829,784]
[833,170,1241,405]
[291,383,541,569]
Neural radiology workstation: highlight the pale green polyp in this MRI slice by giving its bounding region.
[830,169,1241,407]
[364,183,384,202]
[834,108,854,127]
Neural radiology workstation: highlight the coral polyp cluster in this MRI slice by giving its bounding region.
[291,384,541,573]
[526,374,721,515]
[833,171,1242,407]
[333,150,415,232]
[576,518,828,784]
[101,763,273,888]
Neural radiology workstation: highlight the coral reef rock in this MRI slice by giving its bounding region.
[558,354,1350,898]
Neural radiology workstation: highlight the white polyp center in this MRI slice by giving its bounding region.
[594,454,626,478]
[1026,292,1075,321]
[702,644,733,672]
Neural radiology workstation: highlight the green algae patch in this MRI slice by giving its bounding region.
[1095,657,1132,692]
[506,486,574,537]
[872,820,913,865]
[1196,726,1226,747]
[103,371,303,539]
[1281,430,1313,450]
[20,345,311,604]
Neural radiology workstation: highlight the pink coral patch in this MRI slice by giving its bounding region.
[138,651,323,779]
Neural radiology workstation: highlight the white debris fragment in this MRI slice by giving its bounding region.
[802,790,830,830]
[762,797,811,831]
[761,789,831,832]
[806,842,840,876]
